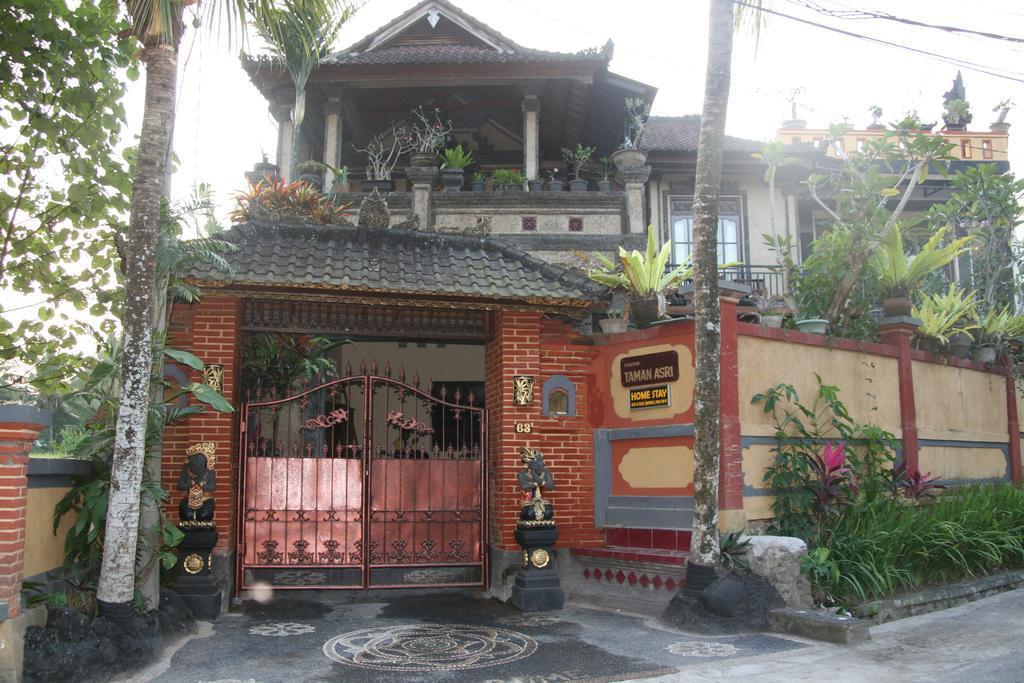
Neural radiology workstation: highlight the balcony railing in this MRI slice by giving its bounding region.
[673,264,786,299]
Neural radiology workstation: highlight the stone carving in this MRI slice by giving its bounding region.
[357,189,390,229]
[744,535,813,609]
[517,446,554,522]
[178,451,216,522]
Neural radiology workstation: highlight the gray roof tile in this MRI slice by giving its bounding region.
[642,115,764,153]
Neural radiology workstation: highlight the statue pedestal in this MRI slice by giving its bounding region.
[171,525,221,619]
[513,523,564,612]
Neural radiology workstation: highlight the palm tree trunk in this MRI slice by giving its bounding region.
[96,41,178,624]
[289,88,306,180]
[686,0,734,596]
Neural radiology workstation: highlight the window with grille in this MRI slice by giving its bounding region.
[669,197,742,265]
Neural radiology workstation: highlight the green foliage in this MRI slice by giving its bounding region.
[586,226,692,297]
[440,145,474,170]
[871,224,972,298]
[719,530,752,575]
[912,284,978,345]
[620,97,650,150]
[231,177,352,224]
[561,144,596,180]
[241,333,348,397]
[752,377,897,538]
[491,169,525,189]
[598,155,615,181]
[0,0,133,387]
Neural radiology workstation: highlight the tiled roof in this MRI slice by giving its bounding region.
[321,43,611,66]
[641,115,764,153]
[190,222,604,307]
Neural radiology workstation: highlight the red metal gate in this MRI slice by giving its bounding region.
[236,370,486,590]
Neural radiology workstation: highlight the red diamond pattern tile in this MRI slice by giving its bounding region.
[604,569,614,581]
[638,574,650,588]
[615,570,626,584]
[665,577,677,590]
[627,572,638,586]
[583,568,591,579]
[652,575,663,589]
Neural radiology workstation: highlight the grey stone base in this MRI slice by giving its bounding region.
[0,605,45,683]
[854,569,1024,624]
[769,608,871,644]
[512,566,565,612]
[487,545,523,603]
[563,552,685,616]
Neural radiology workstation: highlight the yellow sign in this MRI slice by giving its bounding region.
[515,422,534,434]
[629,385,670,410]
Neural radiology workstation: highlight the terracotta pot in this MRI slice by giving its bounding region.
[796,318,828,334]
[598,318,628,335]
[611,148,647,171]
[628,295,664,327]
[882,296,913,317]
[410,152,437,167]
[569,179,589,192]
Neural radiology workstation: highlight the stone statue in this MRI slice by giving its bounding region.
[178,451,216,522]
[517,446,554,522]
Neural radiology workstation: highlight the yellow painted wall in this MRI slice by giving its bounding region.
[918,446,1007,481]
[23,487,73,578]
[741,443,776,520]
[912,362,1007,443]
[738,336,902,437]
[617,445,694,490]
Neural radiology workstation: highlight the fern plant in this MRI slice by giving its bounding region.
[871,224,972,299]
[586,225,692,297]
[912,284,978,345]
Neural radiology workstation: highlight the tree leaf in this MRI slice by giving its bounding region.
[164,347,205,371]
[184,382,234,413]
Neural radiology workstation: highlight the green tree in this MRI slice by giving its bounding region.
[0,0,133,390]
[254,0,357,181]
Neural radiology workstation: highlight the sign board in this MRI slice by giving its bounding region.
[629,385,671,410]
[620,351,679,388]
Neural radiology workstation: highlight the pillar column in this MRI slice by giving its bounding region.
[323,94,344,193]
[878,316,921,473]
[717,288,745,532]
[616,166,652,234]
[405,166,437,229]
[272,103,294,182]
[1005,364,1022,485]
[522,94,541,181]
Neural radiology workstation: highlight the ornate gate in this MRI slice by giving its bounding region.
[236,369,486,590]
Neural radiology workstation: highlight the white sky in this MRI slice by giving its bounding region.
[158,0,1024,220]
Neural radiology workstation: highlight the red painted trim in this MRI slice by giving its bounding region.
[1005,365,1022,485]
[908,348,1002,373]
[737,322,900,358]
[719,300,743,511]
[893,331,919,473]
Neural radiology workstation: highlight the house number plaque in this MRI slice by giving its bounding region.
[515,422,534,434]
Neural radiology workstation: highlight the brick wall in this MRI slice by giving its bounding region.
[162,296,242,552]
[484,312,603,551]
[0,414,48,620]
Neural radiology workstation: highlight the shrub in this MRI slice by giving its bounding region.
[231,178,352,224]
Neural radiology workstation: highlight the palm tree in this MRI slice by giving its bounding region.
[254,0,357,181]
[99,0,323,624]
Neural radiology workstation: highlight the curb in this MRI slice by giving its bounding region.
[854,569,1024,624]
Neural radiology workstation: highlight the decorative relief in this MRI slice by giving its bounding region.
[301,408,349,430]
[183,553,204,575]
[185,441,217,468]
[530,548,550,568]
[512,375,535,406]
[202,363,225,394]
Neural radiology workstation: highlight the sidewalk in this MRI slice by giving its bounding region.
[124,587,1024,682]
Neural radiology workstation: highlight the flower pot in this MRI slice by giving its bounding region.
[441,168,464,192]
[569,179,589,192]
[597,179,614,192]
[948,332,973,359]
[527,179,544,192]
[297,172,323,190]
[916,336,941,353]
[628,295,664,328]
[360,179,394,193]
[471,180,486,192]
[598,318,629,335]
[796,318,828,334]
[973,345,998,364]
[882,296,913,317]
[990,122,1011,133]
[410,152,437,167]
[611,148,647,171]
[761,314,784,328]
[546,180,566,192]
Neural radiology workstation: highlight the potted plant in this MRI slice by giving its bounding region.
[867,105,885,131]
[545,167,565,192]
[757,295,789,328]
[611,97,650,171]
[408,106,451,166]
[296,159,326,190]
[974,307,1014,363]
[322,162,350,194]
[440,144,474,192]
[527,176,544,192]
[597,307,628,335]
[470,171,487,192]
[355,123,412,192]
[585,225,691,327]
[795,317,829,334]
[597,156,615,192]
[912,285,978,353]
[871,224,973,317]
[562,143,595,192]
[943,98,972,132]
[492,168,525,192]
[991,99,1013,133]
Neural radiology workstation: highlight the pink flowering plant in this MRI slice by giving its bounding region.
[807,442,855,520]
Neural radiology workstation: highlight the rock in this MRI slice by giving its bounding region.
[158,588,194,635]
[700,574,748,617]
[46,606,91,642]
[357,190,390,229]
[745,535,813,609]
[663,571,785,634]
[392,214,421,231]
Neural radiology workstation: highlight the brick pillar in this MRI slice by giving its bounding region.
[485,311,543,552]
[878,317,920,473]
[0,407,49,622]
[163,296,243,556]
[1005,365,1022,485]
[718,295,744,530]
